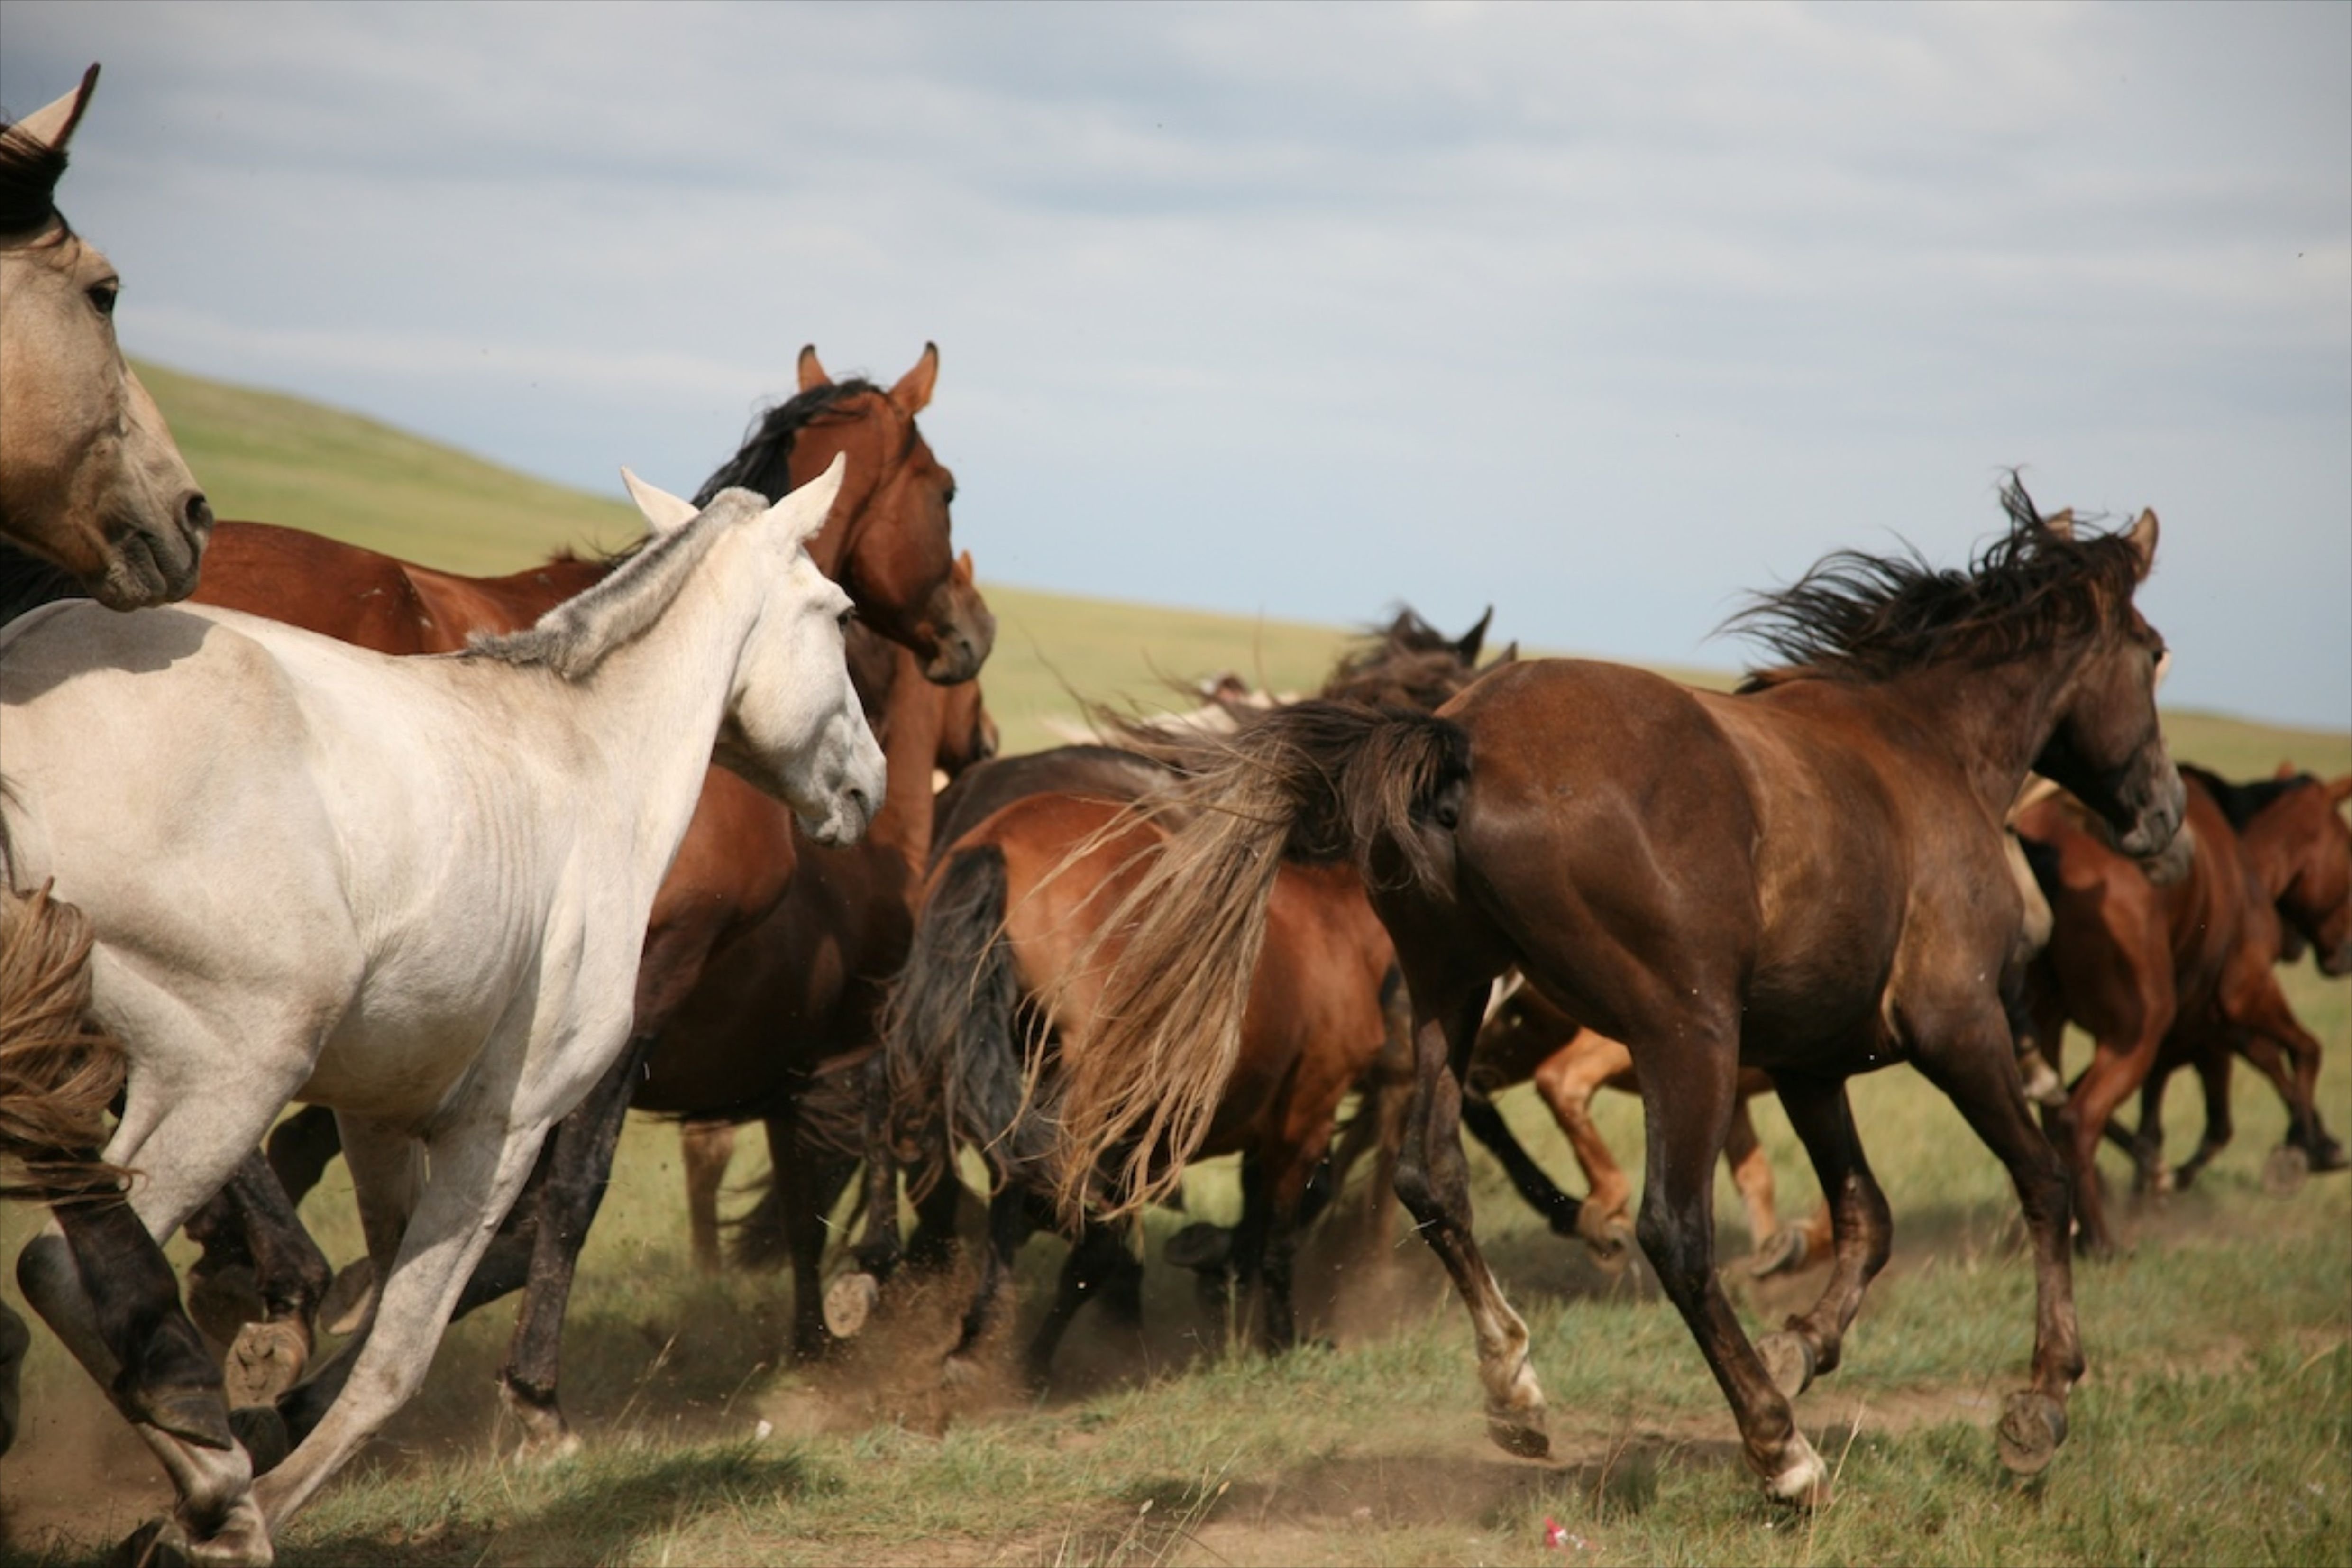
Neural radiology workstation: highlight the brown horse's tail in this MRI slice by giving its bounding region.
[1051,700,1469,1219]
[0,880,130,1201]
[879,842,1054,1191]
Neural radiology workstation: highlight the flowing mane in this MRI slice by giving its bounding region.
[2179,762,2315,833]
[470,489,754,678]
[692,378,905,507]
[1727,478,2147,692]
[0,119,69,242]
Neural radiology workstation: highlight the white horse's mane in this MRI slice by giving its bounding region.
[467,487,762,679]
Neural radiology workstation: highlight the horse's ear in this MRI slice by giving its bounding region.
[620,468,699,536]
[888,342,939,417]
[2329,774,2352,808]
[767,452,847,548]
[1454,606,1493,665]
[11,64,99,154]
[954,550,975,584]
[2041,507,2075,541]
[797,345,831,393]
[2123,508,2159,580]
[2276,761,2298,780]
[1492,640,1520,667]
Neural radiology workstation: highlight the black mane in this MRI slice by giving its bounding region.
[2181,762,2315,832]
[692,378,901,507]
[0,120,69,242]
[1727,477,2146,691]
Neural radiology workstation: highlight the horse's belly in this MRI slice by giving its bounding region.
[298,952,536,1124]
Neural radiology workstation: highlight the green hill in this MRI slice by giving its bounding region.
[137,360,2349,777]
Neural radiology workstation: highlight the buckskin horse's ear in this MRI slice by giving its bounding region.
[2042,507,2075,541]
[2123,508,2158,580]
[797,345,831,393]
[888,342,939,418]
[12,64,99,154]
[620,468,699,536]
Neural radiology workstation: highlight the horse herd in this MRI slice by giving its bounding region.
[2,67,2346,1566]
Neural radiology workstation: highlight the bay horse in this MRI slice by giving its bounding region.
[171,343,993,1456]
[840,612,1505,1380]
[0,64,224,1466]
[2,466,882,1563]
[1054,485,2181,1505]
[2126,766,2351,1189]
[2018,765,2350,1237]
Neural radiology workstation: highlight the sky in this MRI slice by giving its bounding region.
[4,1,2345,729]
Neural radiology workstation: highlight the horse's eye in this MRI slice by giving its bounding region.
[837,605,856,630]
[87,282,119,318]
[943,485,957,507]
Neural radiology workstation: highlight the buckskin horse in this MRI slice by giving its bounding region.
[0,64,226,1465]
[1052,482,2181,1506]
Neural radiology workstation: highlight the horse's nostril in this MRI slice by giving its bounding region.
[184,493,215,533]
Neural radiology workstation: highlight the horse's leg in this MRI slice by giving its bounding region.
[1724,1095,1810,1277]
[770,1111,857,1363]
[1913,1021,2086,1476]
[1458,1091,1584,1239]
[2172,1043,2236,1190]
[1627,1034,1827,1504]
[494,1029,661,1463]
[905,1130,963,1271]
[943,1181,1034,1382]
[1022,1216,1141,1388]
[1752,1073,1891,1398]
[273,1114,423,1445]
[1389,976,1547,1458]
[212,1153,332,1413]
[264,1105,343,1208]
[681,1119,736,1276]
[251,1109,558,1531]
[49,1191,234,1451]
[1533,1033,1637,1261]
[2229,975,2344,1170]
[2042,998,2169,1257]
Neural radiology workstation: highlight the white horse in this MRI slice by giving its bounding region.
[1,458,883,1565]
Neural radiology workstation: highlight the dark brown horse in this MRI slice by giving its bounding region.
[176,346,994,1456]
[2019,765,2350,1230]
[1055,485,2180,1504]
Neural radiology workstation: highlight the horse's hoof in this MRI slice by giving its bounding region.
[940,1353,984,1390]
[1748,1228,1811,1279]
[110,1507,273,1568]
[2263,1144,2311,1196]
[1756,1331,1816,1400]
[2310,1137,2351,1174]
[223,1322,308,1409]
[228,1405,291,1476]
[1579,1213,1635,1271]
[1164,1221,1232,1273]
[110,1520,185,1568]
[1995,1390,2068,1476]
[1765,1435,1830,1509]
[320,1259,376,1337]
[1484,1414,1550,1460]
[823,1272,880,1340]
[123,1383,236,1453]
[518,1427,584,1467]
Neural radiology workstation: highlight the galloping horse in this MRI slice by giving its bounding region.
[177,345,994,1456]
[1055,485,2180,1505]
[2126,766,2351,1188]
[0,65,224,1462]
[3,465,883,1563]
[2019,764,2350,1238]
[842,613,1505,1380]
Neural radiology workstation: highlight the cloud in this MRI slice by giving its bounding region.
[4,0,2343,726]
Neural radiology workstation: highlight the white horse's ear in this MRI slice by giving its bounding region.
[767,453,847,548]
[13,64,99,154]
[620,468,699,535]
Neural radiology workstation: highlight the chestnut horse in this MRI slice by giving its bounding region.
[839,613,1506,1380]
[1,66,224,1463]
[177,345,994,1455]
[2019,765,2350,1239]
[2126,766,2351,1189]
[1056,486,2180,1505]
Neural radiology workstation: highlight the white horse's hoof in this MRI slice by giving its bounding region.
[823,1272,880,1339]
[224,1321,309,1409]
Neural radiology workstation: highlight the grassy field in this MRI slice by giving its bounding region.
[0,367,2345,1566]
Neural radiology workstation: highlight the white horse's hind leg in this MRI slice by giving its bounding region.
[251,1112,554,1529]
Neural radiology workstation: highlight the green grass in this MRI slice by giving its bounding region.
[0,367,2346,1566]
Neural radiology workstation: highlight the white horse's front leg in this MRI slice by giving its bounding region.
[249,1110,553,1529]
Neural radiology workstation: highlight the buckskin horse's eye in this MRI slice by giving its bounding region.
[87,281,119,318]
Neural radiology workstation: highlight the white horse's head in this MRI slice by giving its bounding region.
[0,66,211,607]
[624,455,884,847]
